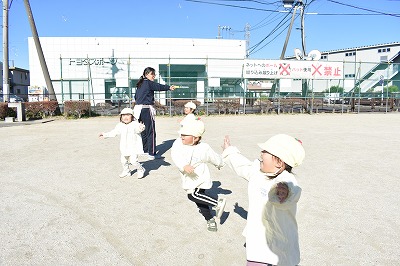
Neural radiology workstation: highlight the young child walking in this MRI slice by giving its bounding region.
[171,119,226,232]
[179,101,197,128]
[222,134,305,266]
[99,108,146,178]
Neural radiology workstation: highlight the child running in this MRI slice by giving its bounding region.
[99,108,146,178]
[171,119,226,232]
[222,134,305,266]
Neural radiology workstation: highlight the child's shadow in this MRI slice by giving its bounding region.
[233,202,247,220]
[209,181,232,224]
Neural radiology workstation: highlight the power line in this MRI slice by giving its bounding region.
[185,0,283,12]
[327,0,400,18]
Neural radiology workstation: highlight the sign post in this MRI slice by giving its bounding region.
[380,75,384,106]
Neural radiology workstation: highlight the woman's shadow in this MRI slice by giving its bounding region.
[141,139,175,173]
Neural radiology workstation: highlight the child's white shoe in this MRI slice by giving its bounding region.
[119,163,131,178]
[136,164,145,179]
[207,218,217,232]
[119,169,131,178]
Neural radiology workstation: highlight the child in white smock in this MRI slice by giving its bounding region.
[179,101,197,128]
[171,119,226,232]
[222,134,305,266]
[99,108,146,178]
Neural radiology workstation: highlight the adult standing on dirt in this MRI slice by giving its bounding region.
[134,67,176,159]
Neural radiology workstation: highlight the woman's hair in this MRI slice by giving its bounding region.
[136,67,155,88]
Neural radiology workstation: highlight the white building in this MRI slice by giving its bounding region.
[286,42,400,94]
[28,37,247,105]
[28,37,400,104]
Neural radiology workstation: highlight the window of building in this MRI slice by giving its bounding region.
[345,52,356,57]
[345,74,355,78]
[321,55,327,60]
[378,48,391,53]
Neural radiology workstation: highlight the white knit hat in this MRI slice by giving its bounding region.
[178,119,205,137]
[258,134,305,167]
[120,108,134,116]
[184,101,197,110]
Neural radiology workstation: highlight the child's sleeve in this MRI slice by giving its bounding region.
[170,139,187,173]
[268,175,301,209]
[101,124,120,138]
[134,121,145,134]
[221,146,253,181]
[205,144,224,170]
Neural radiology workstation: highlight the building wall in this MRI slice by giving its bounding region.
[28,37,247,104]
[29,38,400,102]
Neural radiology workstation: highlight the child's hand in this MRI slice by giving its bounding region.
[138,122,145,132]
[183,165,195,174]
[276,182,289,203]
[222,135,231,150]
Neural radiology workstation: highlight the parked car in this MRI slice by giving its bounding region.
[9,95,24,102]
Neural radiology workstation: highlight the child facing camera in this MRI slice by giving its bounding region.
[179,101,197,128]
[171,119,226,232]
[99,108,146,179]
[222,134,305,266]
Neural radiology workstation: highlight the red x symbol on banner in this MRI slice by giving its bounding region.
[279,63,290,76]
[312,64,322,76]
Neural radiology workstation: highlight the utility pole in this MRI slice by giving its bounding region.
[2,0,9,102]
[280,0,303,60]
[245,23,251,58]
[23,0,57,101]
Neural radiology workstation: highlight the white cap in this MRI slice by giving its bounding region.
[258,134,305,167]
[178,119,205,137]
[120,108,134,116]
[184,101,197,110]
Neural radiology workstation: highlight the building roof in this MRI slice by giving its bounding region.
[321,42,400,55]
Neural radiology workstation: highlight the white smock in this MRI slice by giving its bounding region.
[222,146,301,266]
[171,139,224,193]
[102,121,144,156]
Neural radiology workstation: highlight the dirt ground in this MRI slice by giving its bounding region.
[1,113,399,265]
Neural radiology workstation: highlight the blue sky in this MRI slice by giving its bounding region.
[3,0,400,70]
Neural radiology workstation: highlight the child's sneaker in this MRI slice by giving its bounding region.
[137,164,145,179]
[119,168,131,178]
[207,218,217,232]
[213,198,226,219]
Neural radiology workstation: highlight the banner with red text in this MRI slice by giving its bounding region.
[244,59,343,80]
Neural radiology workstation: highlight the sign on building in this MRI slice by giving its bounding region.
[244,60,343,80]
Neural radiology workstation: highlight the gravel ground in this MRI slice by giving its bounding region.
[1,113,399,265]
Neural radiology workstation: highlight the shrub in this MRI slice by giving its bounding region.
[0,102,19,120]
[64,101,91,118]
[0,102,8,119]
[25,101,59,119]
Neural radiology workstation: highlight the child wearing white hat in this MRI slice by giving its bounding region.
[179,101,197,128]
[99,108,146,178]
[222,134,305,266]
[171,119,226,232]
